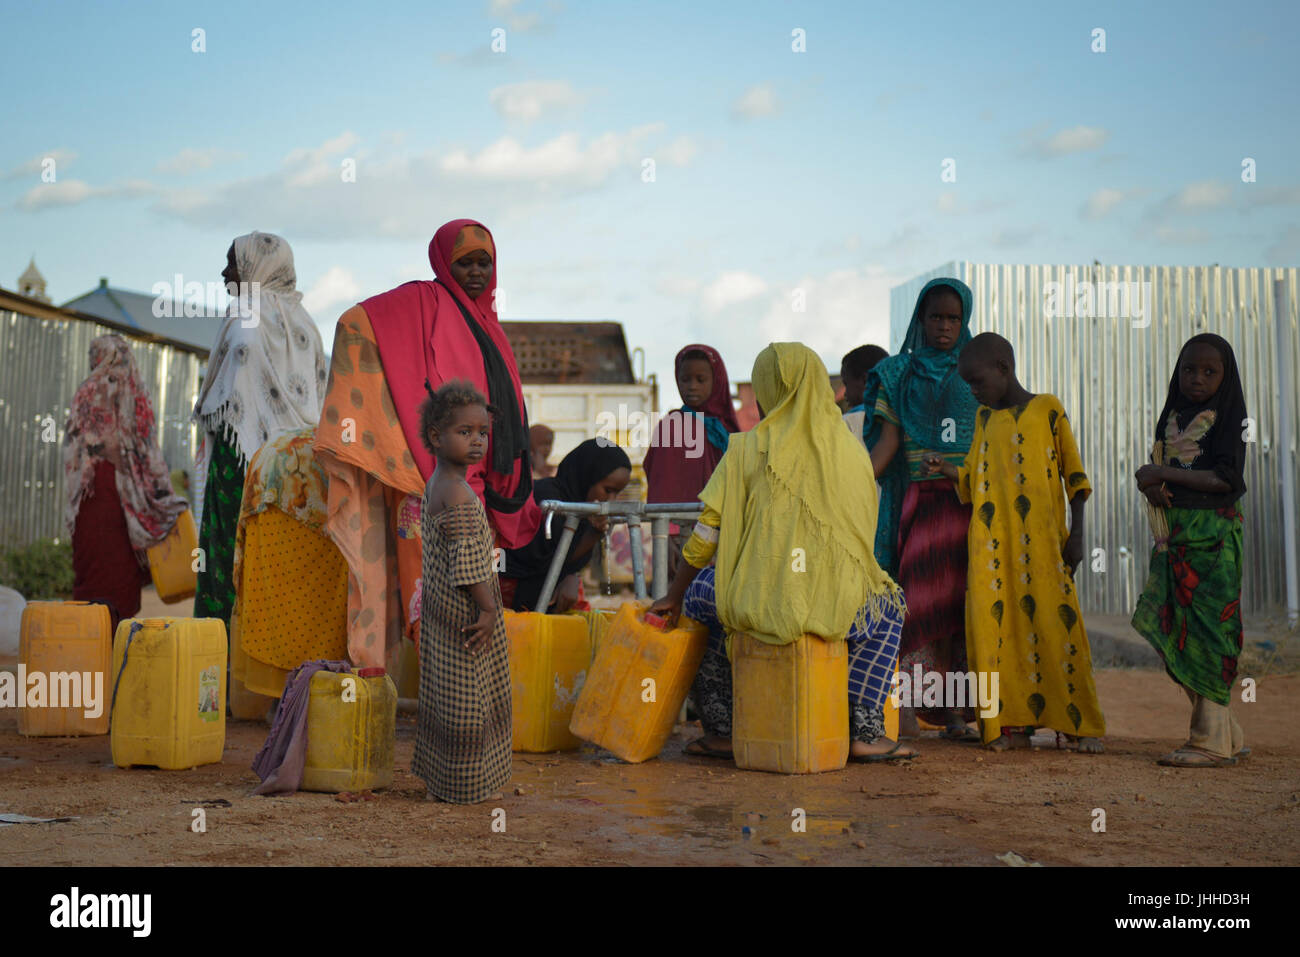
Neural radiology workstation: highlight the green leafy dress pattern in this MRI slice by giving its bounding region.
[954,394,1106,742]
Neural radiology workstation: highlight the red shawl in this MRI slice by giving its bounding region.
[362,219,539,547]
[644,343,740,504]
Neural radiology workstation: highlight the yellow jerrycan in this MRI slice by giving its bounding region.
[568,602,708,763]
[301,666,397,793]
[16,601,112,737]
[146,508,198,604]
[504,610,590,752]
[110,617,226,769]
[731,632,850,774]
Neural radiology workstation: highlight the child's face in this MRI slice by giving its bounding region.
[448,251,494,300]
[1178,343,1225,404]
[840,364,867,407]
[959,357,1009,407]
[677,358,713,409]
[431,403,492,465]
[921,290,962,352]
[531,437,553,463]
[586,467,631,503]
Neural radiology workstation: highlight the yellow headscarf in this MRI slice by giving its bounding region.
[699,342,904,646]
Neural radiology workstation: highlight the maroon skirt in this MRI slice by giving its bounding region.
[72,460,148,628]
[897,479,971,660]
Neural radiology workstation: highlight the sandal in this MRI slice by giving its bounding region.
[683,739,733,760]
[1157,748,1237,768]
[849,741,918,763]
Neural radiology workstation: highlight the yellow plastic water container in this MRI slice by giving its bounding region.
[731,632,849,774]
[110,617,227,769]
[146,508,198,604]
[16,601,112,737]
[505,610,591,752]
[301,667,397,793]
[568,602,708,763]
[566,607,616,662]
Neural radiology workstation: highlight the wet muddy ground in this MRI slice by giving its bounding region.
[1,668,1296,867]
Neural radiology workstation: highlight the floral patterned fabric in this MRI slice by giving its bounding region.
[1132,505,1244,706]
[64,334,189,553]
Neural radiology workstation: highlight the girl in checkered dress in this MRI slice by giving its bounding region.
[413,381,512,803]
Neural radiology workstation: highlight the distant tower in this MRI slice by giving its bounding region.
[18,257,51,303]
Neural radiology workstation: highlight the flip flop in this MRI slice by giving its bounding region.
[940,724,981,743]
[683,739,733,760]
[1157,748,1237,768]
[1235,746,1252,759]
[849,741,918,763]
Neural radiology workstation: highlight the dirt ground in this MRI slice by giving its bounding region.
[2,590,1297,867]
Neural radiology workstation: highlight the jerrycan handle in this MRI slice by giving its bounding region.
[356,667,386,678]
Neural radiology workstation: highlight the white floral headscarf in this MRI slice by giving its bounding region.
[193,231,328,467]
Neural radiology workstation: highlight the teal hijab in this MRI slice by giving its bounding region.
[863,277,978,576]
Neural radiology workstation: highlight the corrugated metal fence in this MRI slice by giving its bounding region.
[0,308,203,548]
[891,263,1300,616]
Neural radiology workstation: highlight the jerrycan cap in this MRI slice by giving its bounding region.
[643,612,668,630]
[356,667,386,678]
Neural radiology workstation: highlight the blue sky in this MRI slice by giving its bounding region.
[2,0,1296,392]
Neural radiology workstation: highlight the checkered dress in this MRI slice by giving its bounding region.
[412,496,512,804]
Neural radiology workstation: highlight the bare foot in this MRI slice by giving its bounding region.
[1073,736,1104,754]
[985,731,1031,752]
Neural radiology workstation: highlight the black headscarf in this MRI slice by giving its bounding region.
[503,439,632,609]
[1154,333,1248,509]
[434,279,533,513]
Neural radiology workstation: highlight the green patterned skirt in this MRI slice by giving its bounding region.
[194,433,246,635]
[1132,505,1244,706]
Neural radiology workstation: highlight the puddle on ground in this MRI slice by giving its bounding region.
[559,791,859,853]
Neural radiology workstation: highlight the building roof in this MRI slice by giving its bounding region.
[501,321,636,384]
[18,257,44,286]
[62,279,225,354]
[0,284,209,357]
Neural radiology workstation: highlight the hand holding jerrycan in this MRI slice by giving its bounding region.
[569,601,707,763]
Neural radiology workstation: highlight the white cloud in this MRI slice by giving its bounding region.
[732,84,778,120]
[1082,187,1127,220]
[1025,125,1110,158]
[3,148,77,181]
[489,80,585,121]
[284,131,361,188]
[302,266,362,319]
[754,267,902,365]
[701,271,768,313]
[152,127,693,240]
[1171,180,1230,211]
[17,179,99,210]
[155,148,244,175]
[488,0,549,33]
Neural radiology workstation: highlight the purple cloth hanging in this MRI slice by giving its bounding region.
[251,659,352,795]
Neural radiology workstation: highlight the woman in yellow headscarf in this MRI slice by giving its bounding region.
[650,342,912,761]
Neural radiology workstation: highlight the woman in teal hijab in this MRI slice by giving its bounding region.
[863,278,979,740]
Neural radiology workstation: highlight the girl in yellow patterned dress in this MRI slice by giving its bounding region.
[924,333,1105,752]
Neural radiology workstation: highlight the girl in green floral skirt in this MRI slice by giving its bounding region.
[1132,333,1250,768]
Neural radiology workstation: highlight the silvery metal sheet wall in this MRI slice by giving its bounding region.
[0,308,203,548]
[890,262,1300,616]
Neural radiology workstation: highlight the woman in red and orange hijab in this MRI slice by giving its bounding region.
[315,219,539,671]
